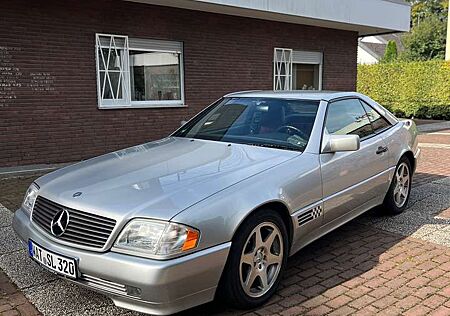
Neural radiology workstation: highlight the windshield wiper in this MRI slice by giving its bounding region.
[177,136,303,152]
[246,143,302,151]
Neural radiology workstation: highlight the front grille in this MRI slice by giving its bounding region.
[31,196,116,249]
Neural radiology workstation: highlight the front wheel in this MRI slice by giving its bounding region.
[219,210,288,309]
[383,157,412,215]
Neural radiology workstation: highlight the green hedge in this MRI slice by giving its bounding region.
[357,60,450,119]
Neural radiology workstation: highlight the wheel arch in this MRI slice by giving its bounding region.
[232,200,294,251]
[216,199,292,306]
[400,150,415,173]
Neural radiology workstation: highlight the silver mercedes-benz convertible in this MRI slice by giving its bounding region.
[13,91,420,315]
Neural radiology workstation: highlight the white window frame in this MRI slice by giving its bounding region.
[96,34,131,108]
[273,48,293,91]
[95,33,185,109]
[273,48,323,91]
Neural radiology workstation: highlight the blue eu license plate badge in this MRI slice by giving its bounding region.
[28,240,34,257]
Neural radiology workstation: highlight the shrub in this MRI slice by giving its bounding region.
[382,41,398,63]
[357,60,450,119]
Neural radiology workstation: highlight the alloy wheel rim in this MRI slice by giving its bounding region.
[393,162,410,208]
[239,222,283,298]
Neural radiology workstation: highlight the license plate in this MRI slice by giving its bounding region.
[28,240,77,279]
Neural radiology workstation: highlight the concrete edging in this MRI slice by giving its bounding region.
[417,121,450,133]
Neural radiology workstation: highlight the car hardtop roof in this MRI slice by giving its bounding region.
[224,90,363,101]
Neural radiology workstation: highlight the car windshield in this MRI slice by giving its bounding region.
[174,97,320,151]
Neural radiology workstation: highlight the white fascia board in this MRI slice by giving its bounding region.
[361,36,385,44]
[126,0,411,35]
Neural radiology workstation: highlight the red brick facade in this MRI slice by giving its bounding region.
[0,0,358,167]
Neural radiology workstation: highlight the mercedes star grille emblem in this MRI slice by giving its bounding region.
[50,209,70,237]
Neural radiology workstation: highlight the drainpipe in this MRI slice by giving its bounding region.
[446,0,450,60]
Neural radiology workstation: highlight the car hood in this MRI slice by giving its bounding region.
[36,137,298,221]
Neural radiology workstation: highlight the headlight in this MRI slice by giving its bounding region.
[113,219,200,259]
[22,183,39,215]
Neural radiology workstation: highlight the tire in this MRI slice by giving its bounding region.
[218,209,289,309]
[382,156,412,215]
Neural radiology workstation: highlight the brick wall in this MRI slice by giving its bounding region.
[0,0,358,167]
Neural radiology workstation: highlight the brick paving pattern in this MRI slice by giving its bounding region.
[189,224,450,316]
[413,130,450,188]
[0,128,449,315]
[0,270,39,316]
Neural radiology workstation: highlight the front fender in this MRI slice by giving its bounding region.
[171,153,322,252]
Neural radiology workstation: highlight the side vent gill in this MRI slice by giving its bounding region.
[297,205,323,227]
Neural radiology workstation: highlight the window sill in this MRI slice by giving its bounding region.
[98,103,188,110]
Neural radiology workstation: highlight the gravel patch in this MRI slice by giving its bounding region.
[0,226,24,254]
[408,184,435,203]
[0,250,58,289]
[433,176,450,187]
[420,229,450,247]
[0,204,13,227]
[23,279,122,316]
[74,305,140,316]
[357,178,450,247]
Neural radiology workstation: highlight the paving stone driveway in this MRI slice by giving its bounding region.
[1,130,450,316]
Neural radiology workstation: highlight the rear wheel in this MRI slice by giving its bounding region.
[219,210,288,308]
[383,157,412,214]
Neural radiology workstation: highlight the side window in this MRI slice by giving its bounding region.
[359,100,391,133]
[325,99,374,139]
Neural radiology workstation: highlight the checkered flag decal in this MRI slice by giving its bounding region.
[311,205,323,219]
[298,205,323,226]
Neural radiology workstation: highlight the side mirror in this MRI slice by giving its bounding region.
[322,134,360,153]
[180,120,188,126]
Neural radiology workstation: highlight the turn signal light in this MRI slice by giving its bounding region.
[182,229,200,251]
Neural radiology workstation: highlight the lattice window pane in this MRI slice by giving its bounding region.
[273,48,293,91]
[96,34,131,107]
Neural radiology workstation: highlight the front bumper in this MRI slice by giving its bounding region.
[13,208,231,315]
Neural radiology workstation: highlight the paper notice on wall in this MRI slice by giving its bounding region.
[29,72,56,92]
[0,46,22,107]
[0,46,56,107]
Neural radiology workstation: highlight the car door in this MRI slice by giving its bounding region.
[320,98,390,224]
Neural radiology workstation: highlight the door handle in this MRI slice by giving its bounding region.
[376,146,388,154]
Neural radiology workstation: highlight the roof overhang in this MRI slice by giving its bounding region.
[126,0,411,36]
